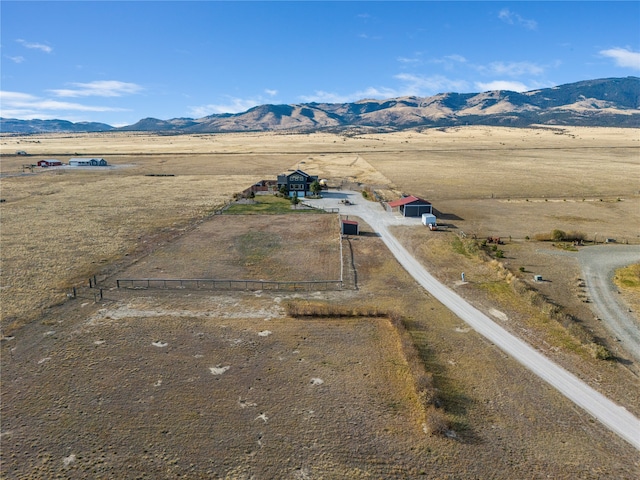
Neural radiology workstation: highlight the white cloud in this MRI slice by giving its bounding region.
[300,85,402,104]
[188,97,263,116]
[265,89,278,96]
[16,39,52,53]
[49,80,143,98]
[498,9,537,30]
[394,73,470,95]
[475,81,529,92]
[6,55,25,64]
[301,75,473,104]
[443,54,467,63]
[484,61,544,76]
[397,56,422,65]
[600,47,640,70]
[0,90,127,119]
[299,91,353,103]
[356,86,402,99]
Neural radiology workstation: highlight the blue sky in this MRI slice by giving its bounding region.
[1,1,639,126]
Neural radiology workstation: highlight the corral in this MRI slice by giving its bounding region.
[1,127,639,477]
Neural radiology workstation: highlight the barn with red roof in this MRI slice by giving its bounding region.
[386,195,432,217]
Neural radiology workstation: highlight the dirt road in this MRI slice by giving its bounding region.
[308,191,640,450]
[578,245,640,362]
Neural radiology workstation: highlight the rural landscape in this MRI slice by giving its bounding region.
[1,122,639,477]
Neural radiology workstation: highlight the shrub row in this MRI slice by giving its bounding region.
[534,229,586,242]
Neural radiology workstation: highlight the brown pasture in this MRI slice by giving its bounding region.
[1,127,640,477]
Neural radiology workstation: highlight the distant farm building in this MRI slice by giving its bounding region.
[387,195,432,217]
[341,219,359,235]
[69,157,108,167]
[37,159,63,167]
[277,169,319,198]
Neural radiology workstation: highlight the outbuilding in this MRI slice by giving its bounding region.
[341,219,359,235]
[69,157,108,167]
[37,159,63,167]
[387,195,432,217]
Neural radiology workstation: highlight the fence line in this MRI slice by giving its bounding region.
[116,278,343,291]
[300,202,339,213]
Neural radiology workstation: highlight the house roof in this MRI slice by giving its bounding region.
[341,219,358,225]
[282,169,310,178]
[387,195,431,208]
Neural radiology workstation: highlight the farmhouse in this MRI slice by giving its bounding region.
[387,195,432,217]
[277,169,319,197]
[37,159,63,167]
[341,219,359,235]
[69,157,108,167]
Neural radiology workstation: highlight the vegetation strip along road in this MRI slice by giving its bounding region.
[311,190,640,450]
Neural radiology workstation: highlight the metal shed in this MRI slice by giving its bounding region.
[387,195,432,217]
[341,219,359,235]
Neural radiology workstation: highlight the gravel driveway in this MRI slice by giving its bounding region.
[306,190,640,450]
[578,245,640,362]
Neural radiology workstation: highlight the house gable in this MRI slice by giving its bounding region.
[276,169,318,196]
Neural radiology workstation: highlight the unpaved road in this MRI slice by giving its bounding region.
[578,245,640,362]
[308,191,640,450]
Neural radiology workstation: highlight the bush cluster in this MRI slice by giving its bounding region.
[534,229,586,242]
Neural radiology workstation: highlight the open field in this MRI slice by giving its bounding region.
[2,127,640,476]
[2,219,638,478]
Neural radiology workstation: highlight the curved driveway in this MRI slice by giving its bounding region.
[578,245,640,362]
[306,190,640,450]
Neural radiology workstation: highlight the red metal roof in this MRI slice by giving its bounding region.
[341,219,358,225]
[387,195,431,207]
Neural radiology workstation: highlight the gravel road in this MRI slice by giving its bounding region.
[578,245,640,362]
[307,190,640,450]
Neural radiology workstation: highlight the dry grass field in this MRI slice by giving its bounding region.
[2,127,640,477]
[2,218,638,478]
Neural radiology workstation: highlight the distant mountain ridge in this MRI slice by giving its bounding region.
[2,77,638,134]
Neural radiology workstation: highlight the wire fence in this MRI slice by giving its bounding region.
[116,278,343,291]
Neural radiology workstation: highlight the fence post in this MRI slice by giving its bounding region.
[72,287,77,298]
[89,278,93,288]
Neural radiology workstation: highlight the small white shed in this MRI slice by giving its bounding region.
[421,213,437,226]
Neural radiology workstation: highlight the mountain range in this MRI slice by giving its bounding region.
[2,77,639,134]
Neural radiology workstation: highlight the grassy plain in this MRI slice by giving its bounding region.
[1,127,640,477]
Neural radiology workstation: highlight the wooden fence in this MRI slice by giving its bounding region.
[116,278,343,291]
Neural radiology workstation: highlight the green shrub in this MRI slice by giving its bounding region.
[552,229,566,241]
[587,343,613,360]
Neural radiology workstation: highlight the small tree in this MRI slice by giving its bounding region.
[310,180,322,196]
[552,229,566,241]
[290,195,300,208]
[279,185,288,197]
